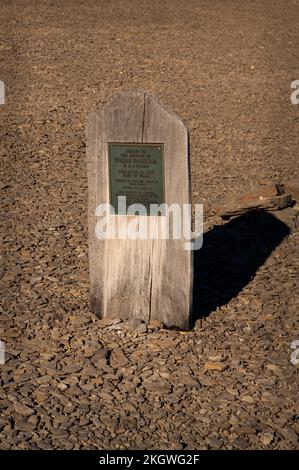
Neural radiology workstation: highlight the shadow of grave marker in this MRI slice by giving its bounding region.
[192,209,290,323]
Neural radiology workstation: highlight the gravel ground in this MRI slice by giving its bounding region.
[0,0,298,450]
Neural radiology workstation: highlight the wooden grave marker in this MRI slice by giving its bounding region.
[87,91,192,329]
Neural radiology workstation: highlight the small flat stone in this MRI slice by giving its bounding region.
[70,316,91,326]
[97,317,121,328]
[180,375,200,387]
[15,419,36,432]
[148,319,164,330]
[197,375,214,386]
[63,364,83,374]
[207,354,225,362]
[135,323,147,334]
[266,364,281,372]
[241,395,255,404]
[204,362,227,371]
[207,436,223,449]
[260,432,274,446]
[279,427,298,445]
[14,403,35,417]
[90,349,110,368]
[57,382,68,391]
[33,390,48,404]
[233,438,249,450]
[239,426,257,435]
[143,380,172,394]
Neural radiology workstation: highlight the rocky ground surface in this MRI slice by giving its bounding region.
[0,0,298,450]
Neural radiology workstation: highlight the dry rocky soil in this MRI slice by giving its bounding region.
[0,0,298,450]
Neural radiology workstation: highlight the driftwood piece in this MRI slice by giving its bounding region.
[215,193,292,220]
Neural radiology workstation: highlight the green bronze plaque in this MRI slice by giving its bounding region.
[108,143,164,215]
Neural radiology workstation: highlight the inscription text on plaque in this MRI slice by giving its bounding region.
[108,143,164,214]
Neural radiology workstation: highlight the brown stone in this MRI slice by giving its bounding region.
[90,349,110,368]
[260,432,274,446]
[204,362,227,371]
[14,403,35,417]
[147,319,164,330]
[15,419,36,432]
[33,390,49,404]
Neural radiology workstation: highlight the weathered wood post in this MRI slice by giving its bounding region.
[87,91,192,329]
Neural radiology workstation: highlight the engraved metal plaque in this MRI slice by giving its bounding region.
[108,143,164,215]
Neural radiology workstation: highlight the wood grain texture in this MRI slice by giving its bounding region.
[87,91,192,329]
